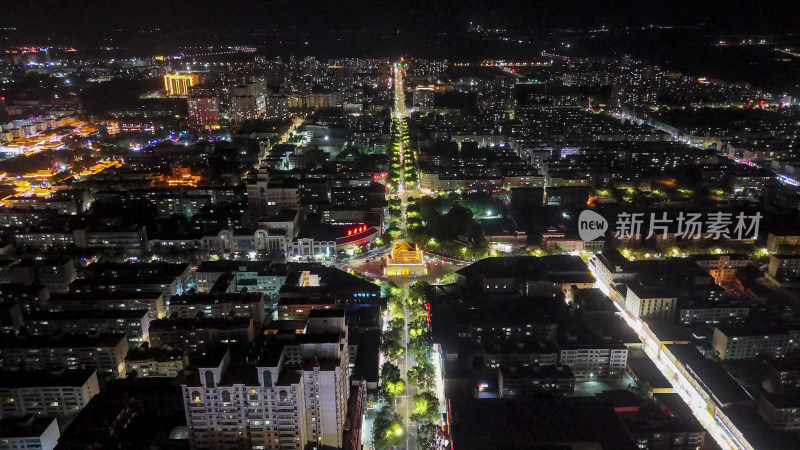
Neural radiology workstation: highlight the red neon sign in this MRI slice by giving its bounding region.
[346,225,369,236]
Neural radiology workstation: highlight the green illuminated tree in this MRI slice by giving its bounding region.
[380,329,404,361]
[380,378,406,403]
[373,408,405,450]
[407,361,435,391]
[411,391,440,424]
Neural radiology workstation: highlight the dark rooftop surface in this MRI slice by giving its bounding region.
[196,260,285,276]
[279,263,380,296]
[0,283,46,295]
[627,356,673,390]
[308,308,346,319]
[169,292,263,305]
[260,208,300,223]
[573,288,616,312]
[0,332,127,349]
[664,344,751,407]
[195,260,241,273]
[449,397,635,450]
[691,253,752,261]
[760,391,800,409]
[49,291,163,301]
[0,368,96,388]
[346,305,382,329]
[456,255,591,280]
[622,403,705,435]
[150,317,253,331]
[432,295,567,349]
[653,393,695,420]
[350,329,380,383]
[57,377,185,448]
[188,346,230,369]
[724,404,800,450]
[0,416,55,438]
[642,319,697,343]
[596,389,639,409]
[27,309,149,320]
[500,364,574,380]
[714,321,799,337]
[80,262,189,283]
[125,346,185,362]
[264,320,308,333]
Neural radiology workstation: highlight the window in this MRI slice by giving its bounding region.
[192,391,201,402]
[263,370,273,388]
[221,391,231,404]
[204,371,215,388]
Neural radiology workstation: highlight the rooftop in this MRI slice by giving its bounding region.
[169,292,263,306]
[500,364,574,380]
[279,263,380,296]
[49,291,163,301]
[627,356,673,390]
[125,346,186,362]
[0,368,96,388]
[150,317,253,331]
[27,309,149,321]
[664,344,751,407]
[456,255,591,280]
[714,321,798,337]
[449,396,634,450]
[0,332,127,349]
[350,329,380,383]
[0,416,56,439]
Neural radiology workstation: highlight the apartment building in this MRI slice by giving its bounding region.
[181,310,350,450]
[0,369,99,418]
[0,333,129,378]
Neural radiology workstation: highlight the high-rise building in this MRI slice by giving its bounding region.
[164,73,200,96]
[181,309,350,450]
[623,283,678,322]
[264,96,290,121]
[0,333,129,378]
[712,324,800,360]
[0,368,100,418]
[413,85,435,109]
[188,95,220,126]
[232,96,258,123]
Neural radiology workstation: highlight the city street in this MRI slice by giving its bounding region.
[373,62,423,450]
[590,258,740,450]
[395,283,419,450]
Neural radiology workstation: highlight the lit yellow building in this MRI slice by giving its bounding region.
[384,241,427,276]
[163,73,200,96]
[150,166,202,187]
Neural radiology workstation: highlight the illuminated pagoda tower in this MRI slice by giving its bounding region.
[384,241,427,276]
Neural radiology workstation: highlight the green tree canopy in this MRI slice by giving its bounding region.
[373,408,405,450]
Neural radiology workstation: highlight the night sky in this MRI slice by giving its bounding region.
[2,0,799,33]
